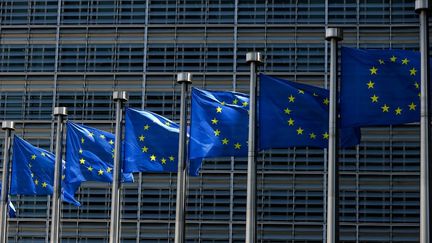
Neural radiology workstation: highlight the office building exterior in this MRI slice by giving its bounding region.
[0,0,424,242]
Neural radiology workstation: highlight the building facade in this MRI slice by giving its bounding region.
[0,0,424,242]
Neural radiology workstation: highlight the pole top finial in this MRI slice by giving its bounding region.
[325,28,343,41]
[177,72,192,84]
[246,52,263,64]
[1,121,15,130]
[113,91,128,101]
[53,107,67,116]
[415,0,431,12]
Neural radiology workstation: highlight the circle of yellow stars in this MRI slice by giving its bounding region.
[28,153,50,189]
[78,131,114,176]
[138,123,175,165]
[368,55,419,115]
[212,97,248,150]
[284,90,329,141]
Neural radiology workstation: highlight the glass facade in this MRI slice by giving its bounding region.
[0,0,426,242]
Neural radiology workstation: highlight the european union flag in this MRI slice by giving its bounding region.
[341,47,421,127]
[64,122,134,204]
[10,136,79,206]
[259,74,360,150]
[189,88,249,159]
[0,182,16,218]
[124,108,201,175]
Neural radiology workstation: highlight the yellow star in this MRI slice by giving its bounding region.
[313,93,318,97]
[79,158,85,164]
[370,66,378,75]
[234,143,241,149]
[211,118,219,124]
[367,80,375,89]
[165,121,171,126]
[323,98,329,105]
[139,135,145,141]
[419,92,421,97]
[169,156,175,161]
[378,59,385,64]
[401,58,409,65]
[107,167,112,173]
[216,106,222,113]
[410,68,417,76]
[81,138,85,144]
[233,99,238,105]
[221,101,226,105]
[390,55,397,62]
[88,166,93,172]
[222,138,229,145]
[100,134,105,139]
[142,146,148,153]
[409,102,416,110]
[28,163,32,168]
[370,94,379,103]
[34,179,39,185]
[150,155,156,161]
[144,124,150,130]
[288,95,295,103]
[42,182,47,188]
[31,154,36,160]
[395,107,402,115]
[287,118,294,126]
[31,173,34,178]
[161,158,167,164]
[242,101,248,107]
[62,175,65,180]
[88,132,94,138]
[284,108,292,114]
[381,104,390,112]
[298,89,304,94]
[79,149,83,154]
[414,82,420,89]
[98,169,104,175]
[309,133,316,139]
[214,129,221,136]
[109,140,114,145]
[41,152,46,157]
[296,127,304,135]
[323,132,329,139]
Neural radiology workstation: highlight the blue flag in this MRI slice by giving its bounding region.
[0,182,16,218]
[189,88,249,159]
[341,47,420,127]
[259,74,360,150]
[64,122,134,205]
[10,136,79,206]
[124,108,201,175]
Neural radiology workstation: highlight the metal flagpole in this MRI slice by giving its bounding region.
[109,91,128,243]
[245,52,263,243]
[325,28,342,243]
[174,72,192,243]
[415,1,431,242]
[50,107,67,243]
[0,121,15,243]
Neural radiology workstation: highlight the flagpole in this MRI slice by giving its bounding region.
[174,72,192,243]
[245,52,263,243]
[50,107,67,243]
[325,28,342,243]
[415,1,431,242]
[0,121,15,243]
[109,91,128,243]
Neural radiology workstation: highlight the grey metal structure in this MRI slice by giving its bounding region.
[174,72,192,243]
[415,1,431,242]
[325,28,342,243]
[49,107,67,243]
[0,121,14,243]
[245,52,262,243]
[0,0,427,242]
[109,91,128,243]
